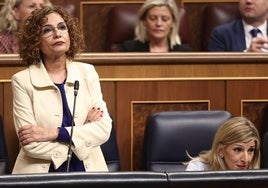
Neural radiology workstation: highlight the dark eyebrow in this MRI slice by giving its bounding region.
[42,22,65,27]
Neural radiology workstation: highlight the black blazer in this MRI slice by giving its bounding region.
[120,40,191,52]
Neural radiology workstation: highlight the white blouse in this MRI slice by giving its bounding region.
[185,158,209,171]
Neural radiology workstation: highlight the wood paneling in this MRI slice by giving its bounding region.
[226,80,268,137]
[2,53,268,172]
[3,83,18,174]
[115,80,225,170]
[182,0,238,3]
[0,84,3,116]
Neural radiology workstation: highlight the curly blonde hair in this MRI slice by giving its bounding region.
[18,6,85,65]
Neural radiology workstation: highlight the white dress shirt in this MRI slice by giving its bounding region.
[243,20,267,51]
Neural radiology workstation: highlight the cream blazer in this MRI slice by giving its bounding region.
[11,60,112,174]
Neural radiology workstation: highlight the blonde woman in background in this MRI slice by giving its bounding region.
[0,0,52,53]
[186,117,260,171]
[120,0,191,52]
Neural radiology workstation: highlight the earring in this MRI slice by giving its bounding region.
[219,154,224,159]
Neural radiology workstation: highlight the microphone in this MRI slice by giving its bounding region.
[74,80,79,96]
[66,80,79,172]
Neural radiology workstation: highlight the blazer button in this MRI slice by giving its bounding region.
[86,142,91,147]
[53,151,60,158]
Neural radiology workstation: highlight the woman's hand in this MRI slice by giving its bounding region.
[18,125,59,145]
[85,107,103,124]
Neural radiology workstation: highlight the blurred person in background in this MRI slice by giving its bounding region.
[208,0,268,52]
[0,0,52,53]
[120,0,191,52]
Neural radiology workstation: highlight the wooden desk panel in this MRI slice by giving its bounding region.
[226,80,268,136]
[1,53,268,172]
[116,80,225,170]
[2,53,268,79]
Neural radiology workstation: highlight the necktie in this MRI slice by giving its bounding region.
[250,28,260,38]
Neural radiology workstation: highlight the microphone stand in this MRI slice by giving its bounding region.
[66,81,79,172]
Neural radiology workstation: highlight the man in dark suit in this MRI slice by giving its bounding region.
[208,0,268,52]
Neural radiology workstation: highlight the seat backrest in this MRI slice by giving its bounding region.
[201,3,240,51]
[0,115,8,174]
[261,131,268,169]
[101,117,120,171]
[106,4,192,52]
[143,110,232,172]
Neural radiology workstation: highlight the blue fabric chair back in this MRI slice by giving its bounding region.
[101,116,120,171]
[0,115,8,174]
[143,110,232,172]
[261,131,268,168]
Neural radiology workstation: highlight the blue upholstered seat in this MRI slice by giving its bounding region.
[143,110,232,172]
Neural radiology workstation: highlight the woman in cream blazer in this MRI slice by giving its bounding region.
[11,6,112,174]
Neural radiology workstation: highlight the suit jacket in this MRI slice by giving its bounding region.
[208,19,268,52]
[11,60,112,174]
[208,20,246,52]
[120,40,191,52]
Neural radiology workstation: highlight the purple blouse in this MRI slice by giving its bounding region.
[49,82,85,172]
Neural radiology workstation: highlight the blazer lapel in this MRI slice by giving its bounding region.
[29,62,55,88]
[233,20,246,51]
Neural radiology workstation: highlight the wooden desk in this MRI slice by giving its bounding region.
[1,53,268,172]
